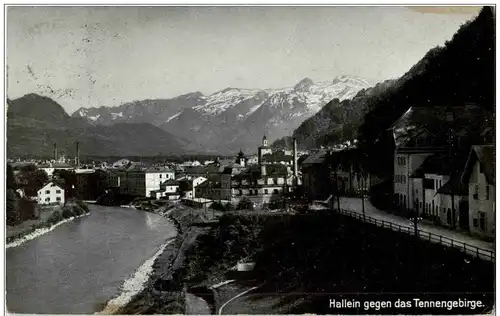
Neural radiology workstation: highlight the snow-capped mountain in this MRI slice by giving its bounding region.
[72,75,372,154]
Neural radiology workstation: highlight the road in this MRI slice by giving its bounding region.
[6,204,177,314]
[338,197,494,252]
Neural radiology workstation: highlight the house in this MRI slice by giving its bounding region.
[301,150,330,200]
[195,171,233,202]
[37,181,65,205]
[37,162,74,178]
[106,170,122,188]
[118,166,176,197]
[192,176,207,198]
[230,164,289,206]
[328,148,371,196]
[151,179,181,200]
[389,105,491,213]
[436,170,469,230]
[410,153,468,228]
[461,145,495,239]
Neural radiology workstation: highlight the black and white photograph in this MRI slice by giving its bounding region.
[4,4,496,315]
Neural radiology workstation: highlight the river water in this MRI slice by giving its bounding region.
[6,205,176,314]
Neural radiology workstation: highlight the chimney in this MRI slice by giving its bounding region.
[76,141,80,168]
[53,143,58,161]
[293,137,298,179]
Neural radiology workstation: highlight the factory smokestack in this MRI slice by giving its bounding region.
[53,143,58,161]
[75,141,80,168]
[293,137,298,180]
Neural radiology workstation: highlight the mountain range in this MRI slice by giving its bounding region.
[71,75,371,154]
[6,94,192,158]
[285,7,494,177]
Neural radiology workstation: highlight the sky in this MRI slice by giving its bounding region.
[6,6,481,114]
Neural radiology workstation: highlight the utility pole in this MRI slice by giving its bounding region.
[336,170,341,212]
[361,174,366,223]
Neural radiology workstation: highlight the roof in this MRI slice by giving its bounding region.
[437,172,468,195]
[302,150,327,165]
[390,105,492,148]
[262,151,293,163]
[39,181,65,192]
[412,151,470,180]
[162,179,180,186]
[145,167,174,173]
[461,145,495,185]
[38,163,74,169]
[195,175,222,189]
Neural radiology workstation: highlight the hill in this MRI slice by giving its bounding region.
[289,6,494,174]
[6,94,192,158]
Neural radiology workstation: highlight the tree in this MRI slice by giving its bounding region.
[237,197,253,210]
[6,164,17,189]
[6,189,19,226]
[18,165,49,192]
[53,169,77,198]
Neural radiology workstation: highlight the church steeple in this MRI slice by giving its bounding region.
[262,135,268,147]
[237,149,246,167]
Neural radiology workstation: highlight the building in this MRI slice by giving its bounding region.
[301,149,330,200]
[37,181,65,205]
[436,170,469,230]
[37,162,75,178]
[461,145,495,239]
[389,105,490,213]
[151,179,181,200]
[195,173,232,201]
[410,153,468,227]
[117,166,175,197]
[328,148,371,196]
[230,164,289,206]
[192,176,208,198]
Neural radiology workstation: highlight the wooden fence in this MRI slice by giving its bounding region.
[337,208,495,262]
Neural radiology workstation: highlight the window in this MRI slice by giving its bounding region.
[273,189,279,194]
[479,212,486,231]
[264,189,268,194]
[423,178,434,190]
[56,190,61,194]
[45,197,50,202]
[473,185,479,200]
[486,185,490,200]
[56,197,61,202]
[473,218,478,227]
[159,174,162,178]
[238,190,242,196]
[45,190,50,194]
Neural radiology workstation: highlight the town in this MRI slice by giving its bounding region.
[8,104,495,243]
[5,5,495,316]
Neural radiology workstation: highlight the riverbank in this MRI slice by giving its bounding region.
[6,200,91,248]
[104,204,215,314]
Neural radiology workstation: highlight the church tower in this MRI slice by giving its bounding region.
[236,149,246,167]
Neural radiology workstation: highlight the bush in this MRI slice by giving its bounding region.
[224,202,235,212]
[47,211,63,225]
[210,201,225,211]
[75,200,90,213]
[237,197,253,210]
[62,206,76,218]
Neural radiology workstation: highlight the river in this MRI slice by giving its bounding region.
[6,204,176,314]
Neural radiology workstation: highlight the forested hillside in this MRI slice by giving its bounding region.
[288,7,494,176]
